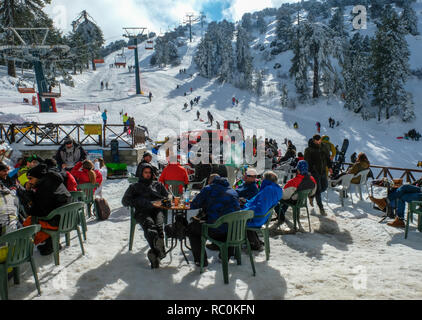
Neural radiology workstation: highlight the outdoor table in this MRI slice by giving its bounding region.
[152,200,194,264]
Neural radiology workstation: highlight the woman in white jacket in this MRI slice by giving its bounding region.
[94,158,108,198]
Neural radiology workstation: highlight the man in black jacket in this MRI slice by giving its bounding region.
[21,164,71,255]
[122,164,169,269]
[135,152,159,179]
[304,135,332,216]
[55,137,87,171]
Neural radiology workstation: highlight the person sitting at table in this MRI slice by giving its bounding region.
[135,151,159,180]
[243,171,283,250]
[186,174,240,267]
[235,168,260,206]
[122,164,169,269]
[21,164,71,256]
[71,160,103,190]
[159,157,189,195]
[370,178,422,228]
[330,152,370,187]
[276,160,317,225]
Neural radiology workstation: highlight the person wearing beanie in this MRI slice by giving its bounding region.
[276,160,317,225]
[304,135,332,216]
[321,135,336,162]
[45,158,78,192]
[21,164,71,256]
[135,151,158,179]
[17,155,43,186]
[54,138,87,171]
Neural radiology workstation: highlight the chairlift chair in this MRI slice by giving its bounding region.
[128,46,136,50]
[114,55,127,67]
[39,81,61,99]
[145,40,154,50]
[17,79,36,94]
[93,59,105,64]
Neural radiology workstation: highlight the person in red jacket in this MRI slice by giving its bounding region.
[158,159,189,195]
[71,160,103,190]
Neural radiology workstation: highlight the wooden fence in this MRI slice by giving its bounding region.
[344,163,422,183]
[0,123,147,149]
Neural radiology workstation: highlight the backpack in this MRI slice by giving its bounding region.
[95,198,111,221]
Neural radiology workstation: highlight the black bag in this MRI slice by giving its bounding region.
[95,198,111,221]
[165,214,188,240]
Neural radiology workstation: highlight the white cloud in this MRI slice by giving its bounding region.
[44,0,295,43]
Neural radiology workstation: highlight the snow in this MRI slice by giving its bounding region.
[1,13,422,300]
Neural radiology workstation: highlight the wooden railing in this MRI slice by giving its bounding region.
[0,123,146,149]
[344,163,422,183]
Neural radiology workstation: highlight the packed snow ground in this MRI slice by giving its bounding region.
[1,21,422,300]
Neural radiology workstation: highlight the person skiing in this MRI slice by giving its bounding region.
[101,81,104,90]
[196,110,200,121]
[196,96,201,104]
[316,122,321,133]
[207,111,214,126]
[328,118,333,128]
[190,100,194,109]
[101,110,108,126]
[149,92,153,103]
[232,97,236,106]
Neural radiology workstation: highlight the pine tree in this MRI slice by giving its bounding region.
[329,6,348,37]
[275,8,292,46]
[256,14,267,34]
[289,24,309,100]
[400,1,419,36]
[255,70,264,96]
[370,9,411,121]
[235,25,253,89]
[0,0,52,77]
[241,13,253,32]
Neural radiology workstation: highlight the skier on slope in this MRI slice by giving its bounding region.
[196,110,200,121]
[149,92,153,103]
[207,111,214,126]
[101,81,104,90]
[190,100,194,109]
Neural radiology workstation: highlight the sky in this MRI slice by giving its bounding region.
[44,0,294,44]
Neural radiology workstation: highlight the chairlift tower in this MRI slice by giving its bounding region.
[0,27,70,113]
[123,27,147,95]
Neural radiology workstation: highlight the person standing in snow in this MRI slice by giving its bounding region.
[94,158,108,198]
[316,122,321,133]
[183,102,188,110]
[190,100,194,109]
[106,82,109,90]
[149,92,153,103]
[197,110,200,121]
[207,111,214,126]
[101,81,104,90]
[122,113,129,133]
[102,110,108,126]
[216,121,221,130]
[232,97,236,106]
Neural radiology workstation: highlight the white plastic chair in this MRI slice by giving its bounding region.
[350,169,370,200]
[327,174,355,207]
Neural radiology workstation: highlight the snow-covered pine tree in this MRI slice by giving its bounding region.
[329,6,348,37]
[235,25,253,89]
[370,8,412,121]
[255,69,264,96]
[0,0,52,77]
[289,24,309,101]
[275,8,292,48]
[256,14,267,34]
[342,33,371,117]
[241,13,253,32]
[400,1,419,36]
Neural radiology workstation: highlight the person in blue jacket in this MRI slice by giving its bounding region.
[101,110,107,125]
[243,171,283,250]
[186,174,240,267]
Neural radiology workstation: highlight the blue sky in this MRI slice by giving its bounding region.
[44,0,293,44]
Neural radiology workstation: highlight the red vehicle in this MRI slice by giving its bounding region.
[180,120,245,155]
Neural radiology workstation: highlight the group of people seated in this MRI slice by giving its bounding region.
[0,137,106,258]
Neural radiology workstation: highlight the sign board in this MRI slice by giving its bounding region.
[84,124,102,136]
[87,149,104,162]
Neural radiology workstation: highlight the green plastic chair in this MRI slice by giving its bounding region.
[0,225,41,300]
[246,206,276,261]
[128,174,139,184]
[200,210,256,284]
[405,201,422,239]
[78,183,99,218]
[34,202,85,266]
[164,180,186,197]
[280,189,313,232]
[70,191,87,241]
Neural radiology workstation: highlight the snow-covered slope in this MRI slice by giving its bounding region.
[0,7,422,301]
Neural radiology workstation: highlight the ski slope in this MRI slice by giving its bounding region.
[0,20,422,300]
